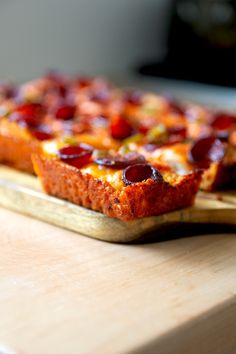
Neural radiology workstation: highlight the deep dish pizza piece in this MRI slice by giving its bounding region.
[135,136,236,191]
[32,140,202,221]
[188,135,236,190]
[122,104,236,191]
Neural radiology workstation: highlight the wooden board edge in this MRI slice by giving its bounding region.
[0,166,236,242]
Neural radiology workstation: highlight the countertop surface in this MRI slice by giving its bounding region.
[0,206,236,354]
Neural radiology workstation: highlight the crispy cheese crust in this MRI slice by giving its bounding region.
[32,154,202,221]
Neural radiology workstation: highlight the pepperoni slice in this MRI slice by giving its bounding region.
[55,104,76,120]
[138,124,150,135]
[57,144,93,169]
[189,136,225,168]
[167,126,187,144]
[30,127,53,141]
[9,111,39,128]
[110,115,133,140]
[16,102,43,117]
[211,113,236,131]
[10,103,48,137]
[10,102,43,128]
[122,163,164,185]
[168,126,186,138]
[94,152,146,169]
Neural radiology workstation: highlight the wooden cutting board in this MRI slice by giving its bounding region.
[0,166,235,242]
[0,165,236,242]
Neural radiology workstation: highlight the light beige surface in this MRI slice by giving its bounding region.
[0,166,236,242]
[0,207,236,354]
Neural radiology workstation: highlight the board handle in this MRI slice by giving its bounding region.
[177,207,236,226]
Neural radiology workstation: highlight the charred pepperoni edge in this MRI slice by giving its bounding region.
[122,163,164,185]
[110,115,133,140]
[188,136,225,168]
[9,112,40,128]
[94,153,146,169]
[57,143,93,160]
[210,112,236,131]
[55,104,76,120]
[57,144,93,169]
[30,127,54,141]
[16,102,44,115]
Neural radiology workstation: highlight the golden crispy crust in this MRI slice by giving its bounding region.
[0,134,40,173]
[32,154,202,221]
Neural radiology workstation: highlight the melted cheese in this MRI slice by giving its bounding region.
[139,144,190,176]
[42,140,59,156]
[42,139,184,189]
[158,148,189,175]
[42,141,123,189]
[81,164,123,189]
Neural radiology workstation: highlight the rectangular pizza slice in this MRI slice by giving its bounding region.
[32,140,202,221]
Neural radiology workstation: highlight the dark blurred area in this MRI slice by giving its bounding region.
[139,0,236,87]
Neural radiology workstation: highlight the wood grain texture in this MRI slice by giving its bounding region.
[0,166,235,242]
[0,207,235,354]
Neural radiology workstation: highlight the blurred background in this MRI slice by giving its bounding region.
[0,0,236,106]
[0,0,169,81]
